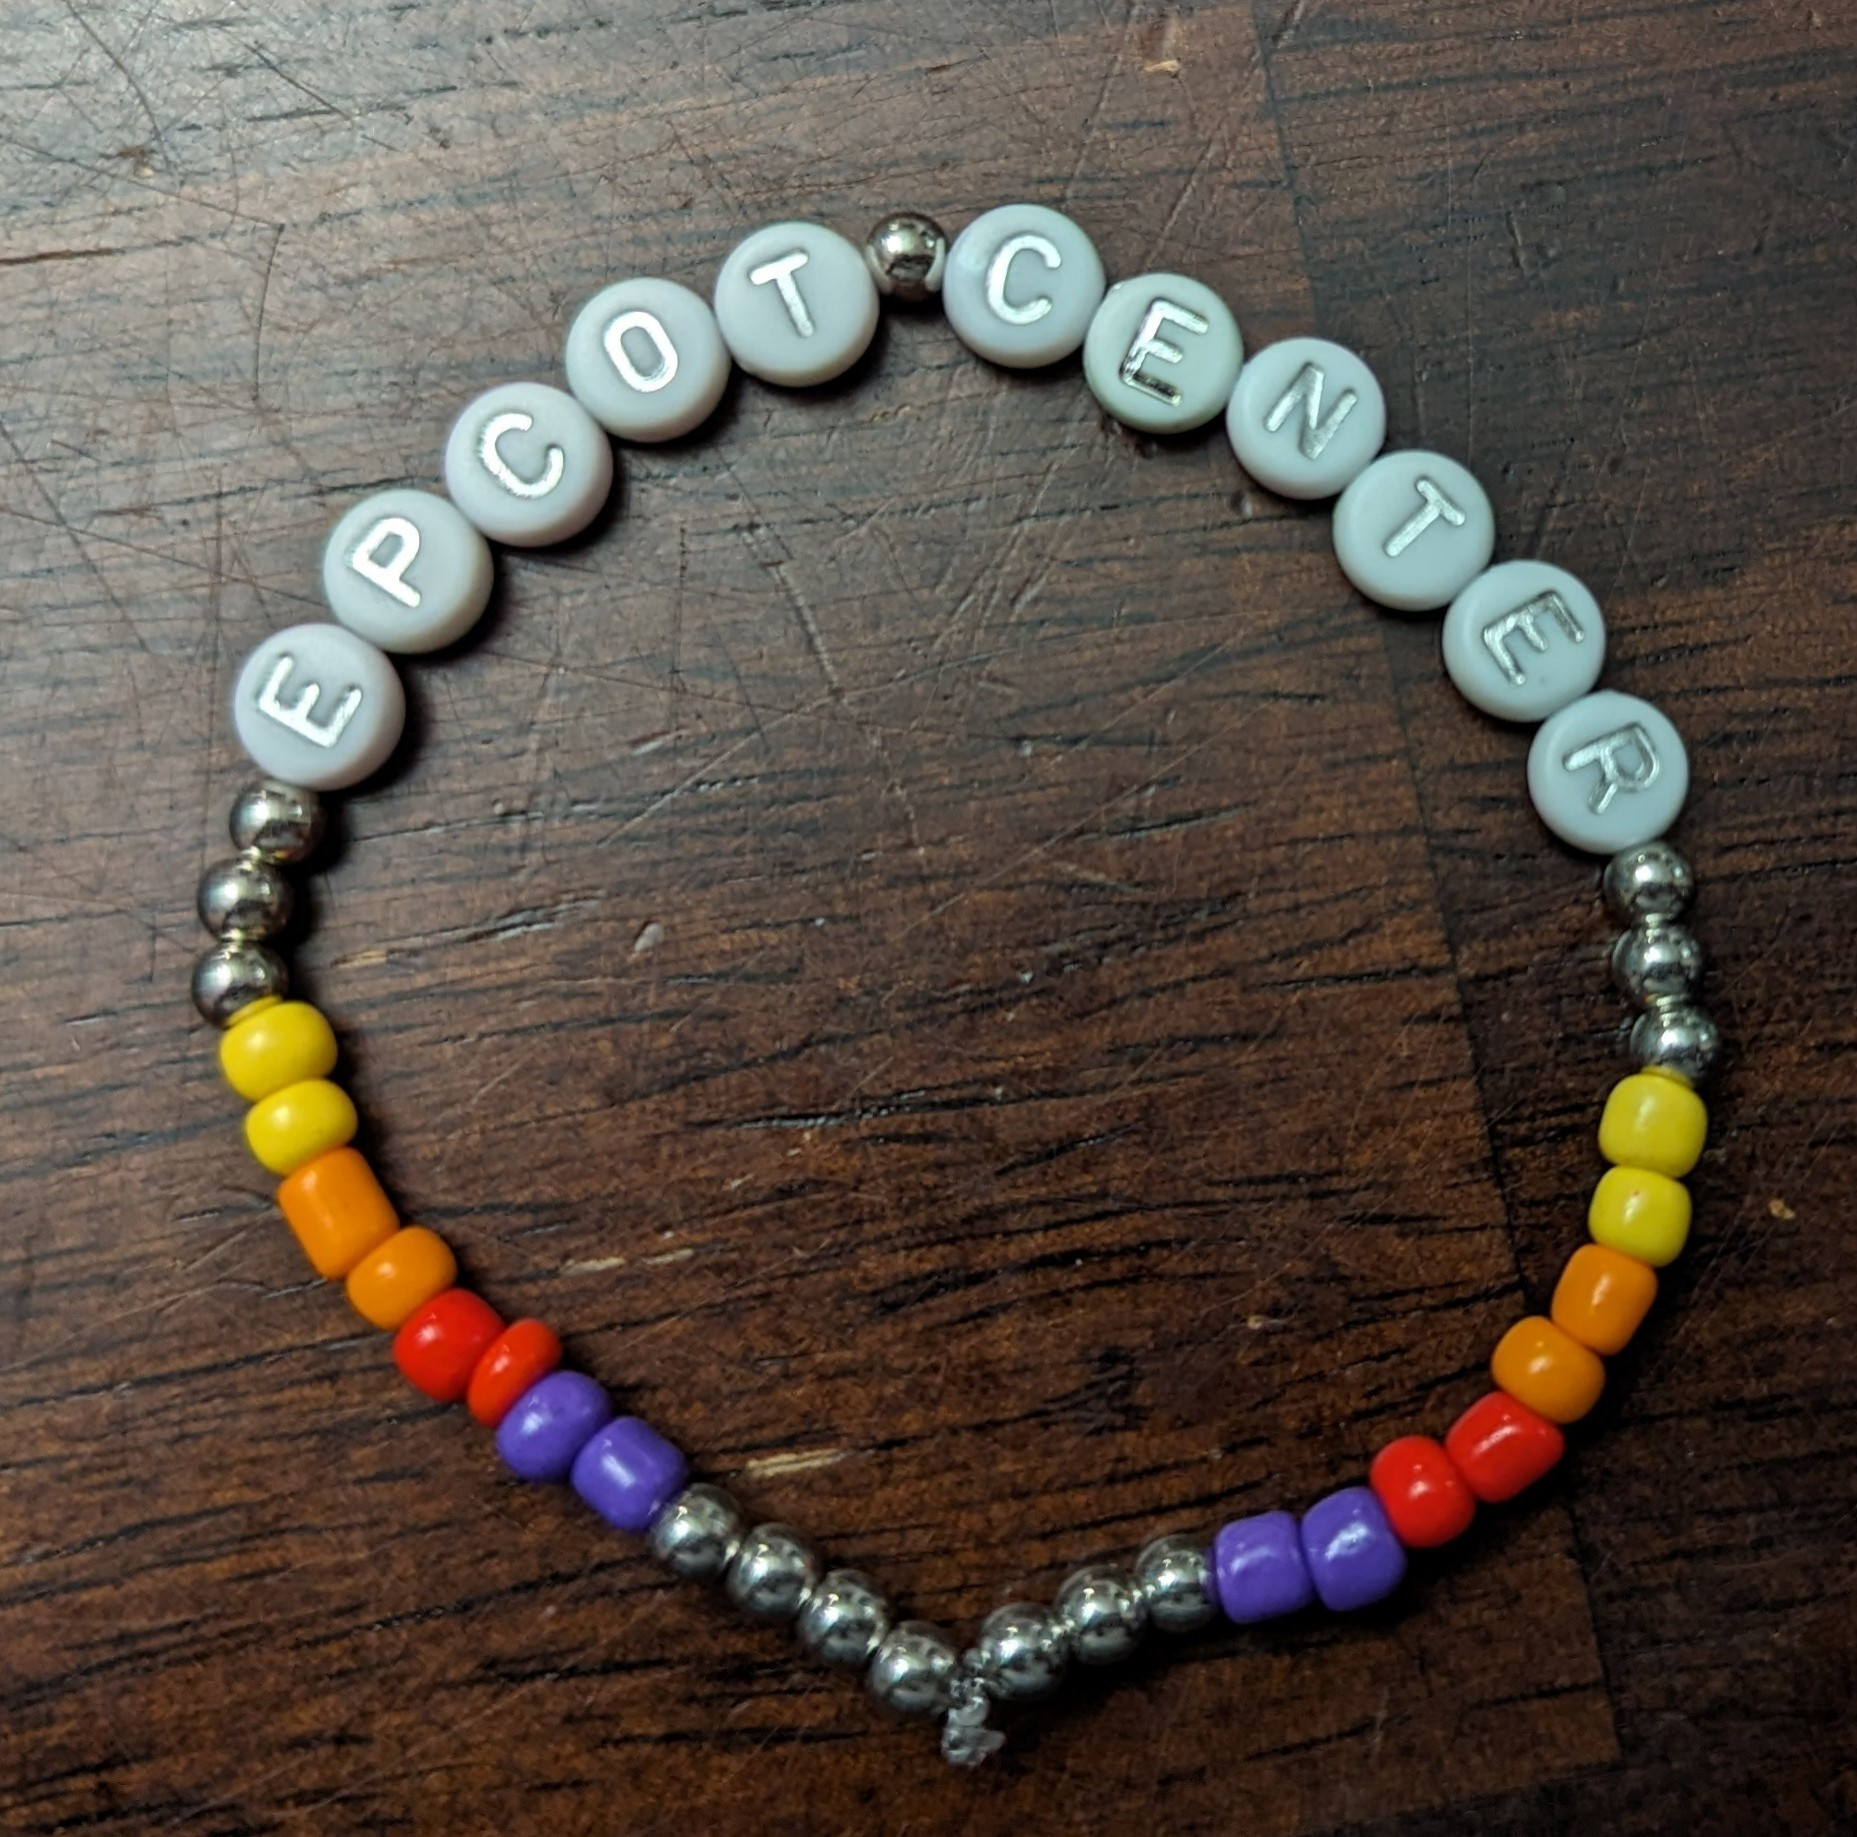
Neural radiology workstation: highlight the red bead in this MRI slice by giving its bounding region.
[1368,1435,1477,1548]
[467,1319,564,1427]
[1444,1391,1566,1505]
[392,1288,504,1403]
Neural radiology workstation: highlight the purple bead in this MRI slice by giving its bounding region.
[495,1370,613,1483]
[570,1416,689,1534]
[1300,1485,1408,1612]
[1212,1509,1315,1624]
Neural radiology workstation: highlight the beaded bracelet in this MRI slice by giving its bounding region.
[190,204,1720,1769]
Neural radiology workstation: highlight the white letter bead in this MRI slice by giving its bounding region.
[943,203,1106,369]
[1528,690,1689,854]
[1442,560,1606,722]
[233,623,405,791]
[320,489,493,654]
[1083,274,1244,434]
[1225,337,1386,500]
[442,382,614,547]
[1331,450,1495,612]
[713,222,878,387]
[564,278,730,442]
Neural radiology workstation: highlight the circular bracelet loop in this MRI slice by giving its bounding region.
[192,203,1718,1767]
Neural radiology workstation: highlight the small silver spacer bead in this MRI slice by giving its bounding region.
[1053,1566,1148,1665]
[229,778,325,865]
[863,211,949,303]
[192,938,289,1027]
[197,850,294,941]
[795,1567,892,1668]
[867,1620,960,1717]
[646,1483,746,1582]
[723,1522,821,1621]
[1603,839,1695,924]
[1132,1533,1216,1633]
[970,1602,1069,1702]
[1629,1000,1721,1086]
[1611,921,1704,1008]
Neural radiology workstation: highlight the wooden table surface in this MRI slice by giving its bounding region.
[3,2,1854,1832]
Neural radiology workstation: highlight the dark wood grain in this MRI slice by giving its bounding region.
[2,2,1853,1831]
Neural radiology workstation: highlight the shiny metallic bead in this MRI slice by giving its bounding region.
[646,1483,746,1582]
[796,1567,892,1668]
[1133,1533,1216,1633]
[1053,1566,1147,1665]
[971,1603,1069,1702]
[863,211,949,302]
[1603,839,1695,924]
[1629,1001,1722,1086]
[229,778,325,865]
[191,938,289,1027]
[196,851,294,941]
[724,1522,821,1621]
[1611,921,1704,1008]
[867,1620,959,1716]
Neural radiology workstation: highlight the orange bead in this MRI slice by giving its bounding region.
[1490,1315,1606,1425]
[276,1147,399,1280]
[1551,1244,1658,1356]
[345,1227,457,1331]
[467,1319,564,1427]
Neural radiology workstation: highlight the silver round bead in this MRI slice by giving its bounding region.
[867,1620,959,1716]
[229,778,325,865]
[863,211,949,303]
[1132,1533,1216,1633]
[191,938,288,1027]
[796,1567,892,1669]
[1603,839,1695,923]
[1629,1001,1722,1085]
[197,851,294,941]
[724,1522,821,1621]
[1611,921,1704,1008]
[971,1602,1069,1702]
[1053,1566,1148,1666]
[646,1483,746,1582]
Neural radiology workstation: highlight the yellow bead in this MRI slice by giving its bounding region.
[244,1078,357,1176]
[1490,1315,1606,1424]
[1598,1072,1707,1178]
[219,1000,338,1102]
[346,1227,457,1330]
[1588,1164,1692,1268]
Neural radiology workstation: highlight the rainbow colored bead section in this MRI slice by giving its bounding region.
[200,786,1714,1775]
[210,932,1711,1660]
[1210,1069,1707,1623]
